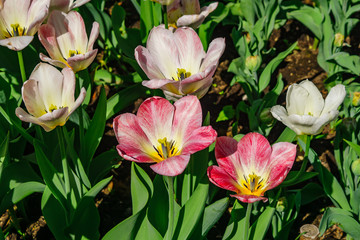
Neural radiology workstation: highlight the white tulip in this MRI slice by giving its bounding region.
[270,80,346,135]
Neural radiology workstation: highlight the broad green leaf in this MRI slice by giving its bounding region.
[258,42,297,93]
[131,162,153,214]
[222,200,246,240]
[135,214,163,240]
[202,197,229,236]
[275,127,296,143]
[280,171,318,187]
[319,208,360,239]
[88,149,119,185]
[216,105,235,122]
[0,133,9,180]
[81,87,106,170]
[288,6,323,39]
[344,139,360,156]
[249,205,275,240]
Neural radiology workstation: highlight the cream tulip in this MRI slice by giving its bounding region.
[271,80,346,135]
[49,0,90,12]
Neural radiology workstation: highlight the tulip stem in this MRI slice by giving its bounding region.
[163,5,168,29]
[165,176,174,240]
[17,51,27,83]
[57,127,70,196]
[244,202,253,240]
[75,75,84,147]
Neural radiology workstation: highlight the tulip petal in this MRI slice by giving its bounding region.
[67,49,98,72]
[322,84,346,115]
[137,97,174,146]
[207,165,240,193]
[150,154,190,176]
[72,0,90,9]
[271,105,303,135]
[135,46,166,79]
[39,25,67,63]
[0,36,33,51]
[286,83,308,116]
[179,65,216,96]
[215,136,242,181]
[37,107,69,132]
[237,132,271,175]
[231,194,268,203]
[113,113,155,163]
[15,107,43,127]
[266,142,297,190]
[66,11,88,54]
[60,67,76,108]
[182,126,217,155]
[87,22,99,51]
[200,37,225,72]
[21,79,46,118]
[40,53,69,69]
[300,80,324,117]
[26,0,50,36]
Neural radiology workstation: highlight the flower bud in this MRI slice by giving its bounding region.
[260,107,274,125]
[334,33,344,47]
[351,159,360,176]
[245,55,260,71]
[276,197,288,212]
[352,92,360,107]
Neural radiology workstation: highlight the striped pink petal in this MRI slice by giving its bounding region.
[150,154,190,176]
[207,165,239,193]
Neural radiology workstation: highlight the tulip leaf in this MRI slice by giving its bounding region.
[216,105,235,122]
[202,197,229,236]
[135,214,163,240]
[275,127,297,143]
[298,183,324,206]
[222,200,246,240]
[258,41,297,93]
[88,149,120,185]
[173,179,209,240]
[280,171,318,187]
[131,162,153,214]
[288,6,323,39]
[344,139,360,156]
[106,83,147,120]
[81,87,106,170]
[249,205,275,240]
[319,208,360,239]
[0,133,9,178]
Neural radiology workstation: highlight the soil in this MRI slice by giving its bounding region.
[2,0,360,239]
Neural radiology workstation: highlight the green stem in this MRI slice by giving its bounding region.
[165,176,174,240]
[35,126,44,142]
[244,202,253,240]
[57,127,70,195]
[75,74,84,147]
[17,51,26,83]
[163,5,168,29]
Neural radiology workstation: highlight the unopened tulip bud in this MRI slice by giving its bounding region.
[334,33,344,47]
[245,55,260,71]
[352,92,360,107]
[352,159,360,176]
[260,107,274,124]
[276,197,288,212]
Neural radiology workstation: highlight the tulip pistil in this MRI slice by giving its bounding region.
[172,68,191,81]
[240,173,266,196]
[69,50,80,57]
[153,137,179,161]
[4,23,26,38]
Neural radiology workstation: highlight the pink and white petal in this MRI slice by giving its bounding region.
[200,38,225,71]
[172,95,203,144]
[40,53,69,69]
[135,46,166,80]
[15,107,43,126]
[67,49,98,72]
[0,0,3,9]
[181,126,217,155]
[87,22,99,51]
[150,154,190,176]
[173,27,205,74]
[200,2,218,17]
[60,68,76,108]
[300,80,324,117]
[136,97,175,144]
[37,107,69,132]
[146,26,179,79]
[266,142,297,190]
[113,113,155,163]
[177,14,205,28]
[322,84,346,115]
[207,165,240,193]
[21,79,46,118]
[38,25,66,61]
[180,65,216,96]
[50,0,69,11]
[142,78,176,89]
[68,87,86,115]
[71,0,90,9]
[66,11,88,53]
[215,136,243,181]
[237,132,271,175]
[26,0,50,35]
[163,90,184,101]
[231,194,268,203]
[1,0,29,28]
[0,36,33,51]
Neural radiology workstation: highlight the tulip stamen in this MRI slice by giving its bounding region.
[240,173,267,196]
[69,50,80,58]
[173,68,191,81]
[152,137,179,161]
[9,23,26,37]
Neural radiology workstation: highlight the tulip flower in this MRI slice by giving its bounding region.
[152,0,175,6]
[113,95,217,176]
[207,133,296,203]
[0,0,50,51]
[38,10,99,73]
[135,26,225,100]
[49,0,90,12]
[270,80,346,135]
[168,0,218,28]
[16,63,86,132]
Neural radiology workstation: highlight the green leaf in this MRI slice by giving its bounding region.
[275,127,296,143]
[88,149,119,185]
[299,183,324,205]
[288,6,323,39]
[258,42,297,92]
[216,105,235,122]
[106,83,147,120]
[173,180,209,240]
[202,197,229,236]
[81,87,106,170]
[280,171,318,187]
[131,162,153,214]
[249,205,275,240]
[319,208,360,239]
[135,214,163,240]
[222,200,246,240]
[344,139,360,156]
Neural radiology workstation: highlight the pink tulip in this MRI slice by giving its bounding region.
[50,0,90,12]
[38,10,99,73]
[0,0,50,51]
[168,0,218,28]
[16,63,86,132]
[135,26,225,100]
[113,96,217,176]
[207,133,296,203]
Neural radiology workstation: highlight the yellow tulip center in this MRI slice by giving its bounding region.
[69,50,81,58]
[3,23,26,38]
[239,173,267,196]
[172,68,191,81]
[152,137,179,162]
[44,104,64,113]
